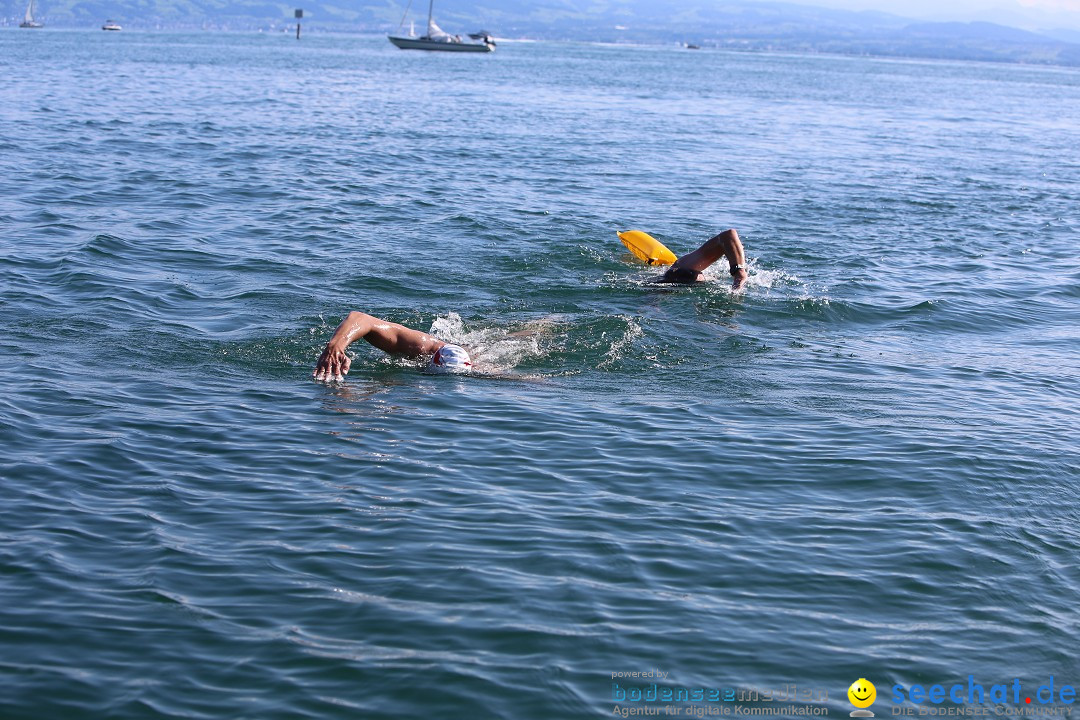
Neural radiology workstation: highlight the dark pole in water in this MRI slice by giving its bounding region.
[295,8,302,39]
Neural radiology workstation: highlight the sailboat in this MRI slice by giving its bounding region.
[19,0,43,28]
[388,0,494,53]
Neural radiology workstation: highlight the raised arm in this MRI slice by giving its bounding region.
[313,312,446,380]
[664,229,748,289]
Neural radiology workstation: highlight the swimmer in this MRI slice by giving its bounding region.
[313,312,471,381]
[654,228,748,289]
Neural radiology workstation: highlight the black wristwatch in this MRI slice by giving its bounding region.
[730,264,747,276]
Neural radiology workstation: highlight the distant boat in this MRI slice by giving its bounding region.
[102,19,122,30]
[686,44,700,50]
[388,0,494,53]
[19,0,43,28]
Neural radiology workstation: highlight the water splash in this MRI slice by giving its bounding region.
[428,312,548,375]
[596,315,644,370]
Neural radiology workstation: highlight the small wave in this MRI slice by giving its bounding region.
[597,315,644,369]
[78,233,135,258]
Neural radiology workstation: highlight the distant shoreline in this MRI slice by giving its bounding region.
[6,25,1080,69]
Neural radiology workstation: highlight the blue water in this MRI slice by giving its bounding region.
[2,30,1079,720]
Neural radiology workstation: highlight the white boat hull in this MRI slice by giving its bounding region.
[388,35,493,52]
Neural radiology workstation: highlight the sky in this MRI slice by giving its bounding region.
[754,0,1080,31]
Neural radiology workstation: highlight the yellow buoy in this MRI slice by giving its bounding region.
[617,230,678,266]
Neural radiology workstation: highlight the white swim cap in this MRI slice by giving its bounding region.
[427,344,472,374]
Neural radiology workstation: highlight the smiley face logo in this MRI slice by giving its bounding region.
[848,678,877,709]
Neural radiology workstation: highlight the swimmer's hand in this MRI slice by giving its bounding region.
[732,268,748,291]
[314,343,351,381]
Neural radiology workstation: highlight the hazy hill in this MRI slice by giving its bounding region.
[6,0,1080,66]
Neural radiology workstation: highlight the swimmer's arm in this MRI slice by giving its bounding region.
[726,231,748,290]
[314,312,443,379]
[669,229,748,289]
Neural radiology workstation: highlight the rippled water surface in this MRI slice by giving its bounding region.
[2,30,1079,719]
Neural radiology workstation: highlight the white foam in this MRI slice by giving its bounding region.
[428,312,548,375]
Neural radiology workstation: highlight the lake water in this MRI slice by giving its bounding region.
[1,30,1078,720]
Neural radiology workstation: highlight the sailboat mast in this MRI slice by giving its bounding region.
[426,0,434,35]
